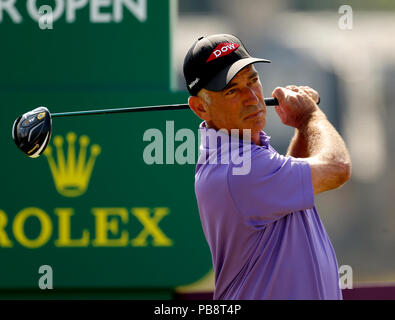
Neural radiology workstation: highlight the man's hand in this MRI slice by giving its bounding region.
[286,85,320,104]
[272,85,321,129]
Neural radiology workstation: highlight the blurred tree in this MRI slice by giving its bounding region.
[288,0,395,11]
[179,0,213,13]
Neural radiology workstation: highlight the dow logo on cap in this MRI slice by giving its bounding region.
[206,43,240,62]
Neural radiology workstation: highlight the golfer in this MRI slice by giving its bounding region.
[183,34,351,300]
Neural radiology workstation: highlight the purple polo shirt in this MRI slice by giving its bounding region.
[195,122,342,300]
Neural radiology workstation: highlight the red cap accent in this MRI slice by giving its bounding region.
[206,43,240,62]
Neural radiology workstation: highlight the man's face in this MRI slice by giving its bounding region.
[200,65,266,139]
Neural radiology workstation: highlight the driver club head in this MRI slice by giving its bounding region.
[12,106,52,158]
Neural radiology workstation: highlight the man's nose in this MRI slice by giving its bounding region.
[242,87,259,106]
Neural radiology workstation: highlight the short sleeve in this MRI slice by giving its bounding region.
[227,148,314,229]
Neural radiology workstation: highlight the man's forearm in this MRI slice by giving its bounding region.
[286,109,350,166]
[273,86,351,193]
[286,129,309,158]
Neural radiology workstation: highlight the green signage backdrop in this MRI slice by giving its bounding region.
[0,0,211,298]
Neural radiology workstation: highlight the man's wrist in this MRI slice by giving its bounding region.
[296,109,327,132]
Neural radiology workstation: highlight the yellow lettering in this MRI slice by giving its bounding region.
[0,209,13,247]
[92,208,129,246]
[131,207,173,247]
[54,208,90,247]
[12,208,52,249]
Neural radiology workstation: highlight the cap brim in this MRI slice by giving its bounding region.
[204,58,270,92]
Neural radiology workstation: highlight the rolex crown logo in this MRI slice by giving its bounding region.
[44,132,101,197]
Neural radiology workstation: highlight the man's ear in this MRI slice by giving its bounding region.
[188,95,211,121]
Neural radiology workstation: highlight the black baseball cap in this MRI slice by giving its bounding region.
[183,34,270,96]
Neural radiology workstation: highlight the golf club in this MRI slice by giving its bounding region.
[49,97,279,118]
[11,97,319,158]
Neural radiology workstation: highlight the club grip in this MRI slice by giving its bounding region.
[265,96,320,106]
[264,98,278,106]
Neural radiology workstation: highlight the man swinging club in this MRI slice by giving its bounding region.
[184,33,351,300]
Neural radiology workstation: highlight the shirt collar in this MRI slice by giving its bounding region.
[199,121,271,148]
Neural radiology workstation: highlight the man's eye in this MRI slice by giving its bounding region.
[225,89,236,95]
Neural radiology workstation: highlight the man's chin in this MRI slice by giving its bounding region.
[245,117,266,131]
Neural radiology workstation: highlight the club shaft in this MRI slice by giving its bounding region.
[51,98,280,118]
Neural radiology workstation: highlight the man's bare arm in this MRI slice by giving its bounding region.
[273,86,351,195]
